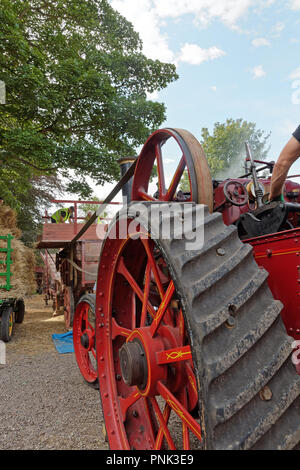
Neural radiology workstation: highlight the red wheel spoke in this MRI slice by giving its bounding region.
[177,308,185,343]
[91,348,96,359]
[150,281,175,337]
[157,381,201,441]
[156,345,192,364]
[155,142,166,197]
[185,362,198,410]
[112,317,132,340]
[117,256,156,318]
[178,388,190,450]
[138,189,156,201]
[165,155,186,201]
[119,391,141,422]
[141,262,151,327]
[141,239,173,324]
[150,397,176,450]
[154,403,171,450]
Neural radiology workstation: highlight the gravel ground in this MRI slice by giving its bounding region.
[0,295,108,450]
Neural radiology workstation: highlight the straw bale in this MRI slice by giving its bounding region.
[0,229,36,299]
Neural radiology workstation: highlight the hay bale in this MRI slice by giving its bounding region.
[0,231,36,300]
[0,205,22,238]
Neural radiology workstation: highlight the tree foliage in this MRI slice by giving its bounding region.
[180,118,270,191]
[0,0,178,239]
[202,118,270,178]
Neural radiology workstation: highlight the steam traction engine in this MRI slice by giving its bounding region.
[75,129,300,450]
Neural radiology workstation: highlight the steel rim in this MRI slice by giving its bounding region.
[131,128,213,211]
[96,218,201,450]
[73,301,97,384]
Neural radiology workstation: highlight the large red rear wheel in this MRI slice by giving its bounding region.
[73,294,98,389]
[131,128,213,211]
[96,208,200,450]
[96,203,300,450]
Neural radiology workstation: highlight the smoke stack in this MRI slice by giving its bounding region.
[118,157,136,203]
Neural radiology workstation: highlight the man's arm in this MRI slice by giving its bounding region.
[270,134,300,200]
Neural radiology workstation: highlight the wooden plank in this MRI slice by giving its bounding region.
[37,223,107,249]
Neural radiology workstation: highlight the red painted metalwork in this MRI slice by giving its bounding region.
[212,176,300,344]
[96,219,200,450]
[245,228,300,341]
[73,300,97,385]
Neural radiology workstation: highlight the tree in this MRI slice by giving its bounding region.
[0,0,178,236]
[201,118,270,178]
[180,118,270,191]
[78,196,108,222]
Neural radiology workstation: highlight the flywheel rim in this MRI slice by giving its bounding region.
[131,128,213,211]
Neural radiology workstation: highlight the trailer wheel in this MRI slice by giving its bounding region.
[1,305,14,342]
[15,299,25,324]
[96,203,300,450]
[73,294,98,389]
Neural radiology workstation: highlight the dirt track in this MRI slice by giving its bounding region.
[0,295,108,450]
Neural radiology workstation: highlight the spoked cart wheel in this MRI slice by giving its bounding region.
[131,128,213,211]
[73,294,99,389]
[96,203,300,450]
[0,304,14,342]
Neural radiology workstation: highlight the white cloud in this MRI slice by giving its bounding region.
[279,119,298,136]
[290,0,300,10]
[152,0,253,27]
[252,37,271,47]
[251,65,266,79]
[290,67,300,80]
[110,0,273,64]
[210,85,217,92]
[146,90,159,100]
[178,43,225,65]
[271,21,285,36]
[111,0,175,62]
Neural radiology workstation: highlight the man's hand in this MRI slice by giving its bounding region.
[270,136,300,200]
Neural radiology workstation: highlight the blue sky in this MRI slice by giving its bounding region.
[110,0,300,174]
[63,0,300,210]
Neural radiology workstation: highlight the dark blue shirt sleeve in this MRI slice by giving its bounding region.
[293,125,300,143]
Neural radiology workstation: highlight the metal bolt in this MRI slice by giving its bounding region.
[225,315,236,329]
[132,410,139,418]
[116,374,122,381]
[260,386,272,401]
[217,248,226,256]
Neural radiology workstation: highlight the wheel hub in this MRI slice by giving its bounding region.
[119,340,148,389]
[80,330,94,350]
